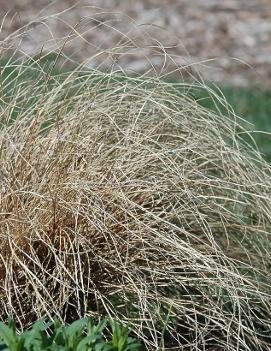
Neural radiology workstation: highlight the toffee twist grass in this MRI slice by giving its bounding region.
[0,20,271,351]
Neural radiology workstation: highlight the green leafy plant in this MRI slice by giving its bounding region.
[0,318,141,351]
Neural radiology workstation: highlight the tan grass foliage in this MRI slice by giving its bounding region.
[0,9,271,350]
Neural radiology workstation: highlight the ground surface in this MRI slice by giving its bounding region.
[1,0,271,87]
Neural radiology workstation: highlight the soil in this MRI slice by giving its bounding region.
[1,0,271,87]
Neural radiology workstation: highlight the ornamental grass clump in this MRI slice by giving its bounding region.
[0,11,271,351]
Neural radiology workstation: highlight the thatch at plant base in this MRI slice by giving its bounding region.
[0,15,271,351]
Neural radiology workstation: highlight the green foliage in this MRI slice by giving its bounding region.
[192,84,271,161]
[0,318,141,351]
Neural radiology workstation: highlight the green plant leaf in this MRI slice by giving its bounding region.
[22,318,53,350]
[76,336,93,351]
[0,322,18,351]
[94,343,114,351]
[63,318,88,350]
[0,341,9,351]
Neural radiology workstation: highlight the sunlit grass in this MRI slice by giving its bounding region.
[1,11,271,349]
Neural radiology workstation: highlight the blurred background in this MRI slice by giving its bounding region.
[1,0,271,159]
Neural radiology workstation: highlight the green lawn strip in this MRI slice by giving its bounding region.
[192,83,271,161]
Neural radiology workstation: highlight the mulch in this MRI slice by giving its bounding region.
[1,0,271,87]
